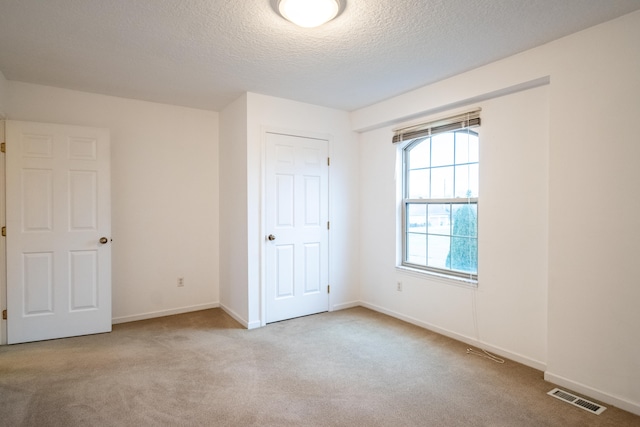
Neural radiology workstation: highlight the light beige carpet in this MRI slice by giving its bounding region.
[0,307,638,426]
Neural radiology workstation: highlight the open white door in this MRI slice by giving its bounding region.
[6,120,111,344]
[265,132,329,323]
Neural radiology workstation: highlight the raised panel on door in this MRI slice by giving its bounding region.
[22,169,53,232]
[69,250,99,310]
[22,133,53,158]
[275,245,295,299]
[304,176,320,226]
[276,174,294,228]
[303,243,320,294]
[23,252,54,315]
[69,170,98,230]
[265,132,329,323]
[6,120,111,344]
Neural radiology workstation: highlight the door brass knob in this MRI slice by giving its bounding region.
[99,237,109,244]
[267,234,276,241]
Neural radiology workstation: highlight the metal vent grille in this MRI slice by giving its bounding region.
[547,388,606,415]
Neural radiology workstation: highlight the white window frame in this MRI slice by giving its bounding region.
[399,127,479,282]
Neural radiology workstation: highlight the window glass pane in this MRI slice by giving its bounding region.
[408,169,429,199]
[469,163,478,197]
[452,204,477,237]
[427,234,450,269]
[455,131,479,164]
[455,132,469,164]
[454,164,469,198]
[468,134,479,163]
[450,237,477,274]
[407,204,427,233]
[431,133,454,167]
[401,125,479,278]
[406,233,426,265]
[454,164,479,198]
[408,139,430,170]
[431,166,454,198]
[427,204,450,234]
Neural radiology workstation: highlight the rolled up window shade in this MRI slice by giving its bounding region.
[392,109,481,144]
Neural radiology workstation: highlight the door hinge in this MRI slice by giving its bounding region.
[2,310,6,320]
[1,142,5,153]
[327,157,330,166]
[327,221,330,230]
[327,285,330,294]
[1,226,5,237]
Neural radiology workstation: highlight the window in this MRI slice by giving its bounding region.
[398,113,479,280]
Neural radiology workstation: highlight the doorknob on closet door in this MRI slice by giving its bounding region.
[267,234,276,241]
[99,237,110,244]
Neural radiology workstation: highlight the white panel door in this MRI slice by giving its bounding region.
[265,132,329,323]
[6,120,111,344]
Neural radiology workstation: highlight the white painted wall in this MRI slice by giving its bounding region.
[2,8,637,416]
[358,86,549,369]
[353,10,640,415]
[245,92,360,327]
[544,11,640,414]
[6,82,220,323]
[219,94,250,325]
[218,92,360,328]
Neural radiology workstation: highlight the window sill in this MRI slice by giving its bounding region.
[395,265,478,288]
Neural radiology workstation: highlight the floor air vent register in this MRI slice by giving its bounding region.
[547,388,606,415]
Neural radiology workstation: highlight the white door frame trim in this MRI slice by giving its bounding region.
[259,126,332,327]
[1,119,6,345]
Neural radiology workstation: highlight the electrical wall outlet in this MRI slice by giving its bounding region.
[177,277,184,287]
[397,281,402,292]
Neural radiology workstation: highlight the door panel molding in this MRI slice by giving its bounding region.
[5,120,111,344]
[262,129,331,325]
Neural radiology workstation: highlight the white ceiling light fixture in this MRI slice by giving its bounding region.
[278,0,342,28]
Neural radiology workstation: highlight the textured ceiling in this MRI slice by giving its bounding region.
[1,0,639,112]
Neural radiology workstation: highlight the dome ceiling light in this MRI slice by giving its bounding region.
[277,0,342,28]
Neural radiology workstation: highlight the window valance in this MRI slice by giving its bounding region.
[392,109,481,144]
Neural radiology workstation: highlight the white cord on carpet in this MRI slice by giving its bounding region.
[467,287,505,364]
[466,347,505,364]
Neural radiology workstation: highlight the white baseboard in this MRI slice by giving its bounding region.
[106,299,637,416]
[332,300,361,311]
[219,303,255,329]
[544,371,640,416]
[247,320,262,330]
[111,302,219,324]
[360,301,547,372]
